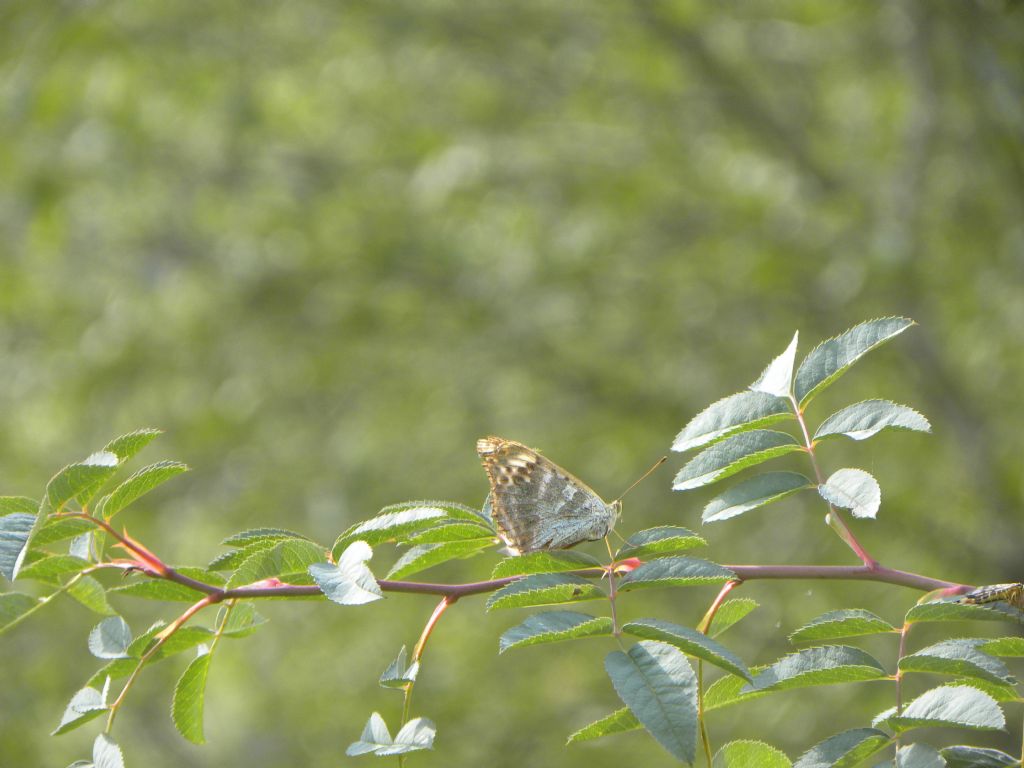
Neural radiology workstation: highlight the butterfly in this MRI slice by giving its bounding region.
[958,583,1024,611]
[476,436,620,555]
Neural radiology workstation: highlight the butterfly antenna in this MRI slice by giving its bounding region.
[612,456,668,505]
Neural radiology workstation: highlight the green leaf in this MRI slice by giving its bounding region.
[789,609,896,643]
[794,317,915,406]
[622,618,751,681]
[332,506,450,558]
[491,550,601,579]
[103,429,162,462]
[941,746,1019,768]
[0,496,38,516]
[618,556,735,592]
[53,685,108,735]
[67,575,116,615]
[713,740,792,768]
[498,611,612,653]
[0,592,41,634]
[792,727,891,768]
[953,677,1020,704]
[208,538,279,571]
[93,733,125,768]
[818,468,881,519]
[709,598,759,639]
[332,500,493,558]
[813,400,931,442]
[673,430,802,491]
[226,539,326,588]
[605,640,698,763]
[566,707,641,744]
[221,528,313,547]
[107,578,211,602]
[95,461,189,519]
[879,684,1005,732]
[745,645,887,692]
[0,509,35,580]
[88,616,132,659]
[750,331,800,398]
[380,645,419,689]
[899,639,1015,686]
[703,472,813,523]
[704,671,771,711]
[405,521,495,544]
[47,452,121,510]
[906,601,1022,624]
[980,637,1024,657]
[17,554,90,586]
[385,539,493,579]
[85,626,216,688]
[486,573,604,611]
[172,651,212,744]
[615,526,705,559]
[673,391,793,453]
[33,515,94,546]
[308,541,383,606]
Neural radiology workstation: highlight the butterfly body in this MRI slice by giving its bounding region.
[477,436,619,555]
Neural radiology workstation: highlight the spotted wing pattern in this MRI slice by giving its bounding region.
[959,583,1024,610]
[476,436,617,555]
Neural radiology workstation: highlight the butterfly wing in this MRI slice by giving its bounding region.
[476,436,616,554]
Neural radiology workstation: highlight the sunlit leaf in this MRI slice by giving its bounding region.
[813,400,930,442]
[486,573,604,611]
[622,618,751,680]
[878,684,1005,732]
[618,556,734,592]
[792,727,890,768]
[94,461,188,519]
[491,550,601,579]
[103,429,162,462]
[498,611,612,653]
[745,645,887,692]
[750,331,799,397]
[673,391,792,453]
[899,639,1014,686]
[703,472,812,523]
[616,526,705,558]
[566,707,641,744]
[385,538,493,579]
[712,739,792,768]
[709,598,759,639]
[673,430,802,491]
[172,650,212,744]
[794,317,914,406]
[789,609,896,644]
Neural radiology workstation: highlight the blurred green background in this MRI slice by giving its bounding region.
[2,1,1023,765]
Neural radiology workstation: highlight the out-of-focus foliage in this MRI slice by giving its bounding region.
[1,1,1022,766]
